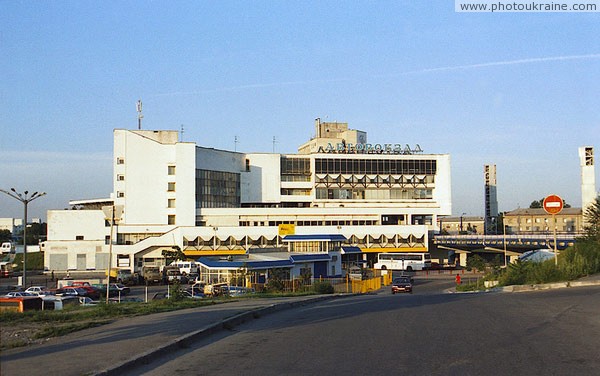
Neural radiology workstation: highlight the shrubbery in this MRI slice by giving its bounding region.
[312,281,334,294]
[495,239,600,286]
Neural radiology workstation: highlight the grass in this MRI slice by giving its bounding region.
[456,239,600,292]
[0,289,326,350]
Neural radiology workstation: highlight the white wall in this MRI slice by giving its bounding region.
[434,154,452,216]
[242,153,281,203]
[47,210,108,241]
[114,130,196,226]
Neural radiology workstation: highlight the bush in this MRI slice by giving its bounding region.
[10,252,45,271]
[312,281,334,294]
[497,239,600,286]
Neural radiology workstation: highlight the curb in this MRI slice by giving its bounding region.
[92,294,353,376]
[496,279,600,293]
[448,278,600,294]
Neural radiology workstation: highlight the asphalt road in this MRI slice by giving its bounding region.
[125,278,600,376]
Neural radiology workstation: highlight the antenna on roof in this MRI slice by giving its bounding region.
[234,136,239,152]
[180,124,184,141]
[272,136,278,153]
[136,100,143,130]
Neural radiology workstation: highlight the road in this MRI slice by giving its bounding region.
[123,277,600,376]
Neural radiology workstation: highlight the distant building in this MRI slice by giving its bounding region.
[0,218,23,235]
[503,208,583,235]
[439,216,484,235]
[484,164,498,234]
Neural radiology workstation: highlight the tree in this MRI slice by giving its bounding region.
[582,195,600,242]
[162,246,187,265]
[0,229,11,243]
[530,198,571,209]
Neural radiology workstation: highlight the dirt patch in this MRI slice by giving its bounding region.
[1,322,50,349]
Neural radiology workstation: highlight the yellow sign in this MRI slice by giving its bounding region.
[278,224,296,236]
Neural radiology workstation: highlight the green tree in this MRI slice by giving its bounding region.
[0,229,11,243]
[161,246,186,265]
[582,195,600,242]
[530,198,571,209]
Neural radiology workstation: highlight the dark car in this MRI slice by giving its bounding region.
[109,283,130,296]
[57,287,89,297]
[391,277,413,294]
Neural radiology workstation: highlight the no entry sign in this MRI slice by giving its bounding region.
[543,194,563,215]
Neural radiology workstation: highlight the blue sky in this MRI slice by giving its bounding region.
[1,1,599,221]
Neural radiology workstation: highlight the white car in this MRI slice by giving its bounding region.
[5,291,35,297]
[24,286,48,296]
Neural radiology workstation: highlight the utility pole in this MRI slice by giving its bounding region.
[136,100,143,130]
[0,189,46,287]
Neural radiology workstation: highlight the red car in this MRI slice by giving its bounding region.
[391,277,413,294]
[70,282,102,299]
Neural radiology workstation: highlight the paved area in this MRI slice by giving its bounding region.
[2,273,599,376]
[0,295,341,376]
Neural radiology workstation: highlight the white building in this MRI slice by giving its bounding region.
[43,120,452,282]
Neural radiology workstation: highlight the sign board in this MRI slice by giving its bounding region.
[543,194,563,215]
[278,224,296,236]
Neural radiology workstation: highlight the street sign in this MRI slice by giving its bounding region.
[543,194,563,215]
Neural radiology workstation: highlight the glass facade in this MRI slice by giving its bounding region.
[196,169,241,208]
[281,156,311,182]
[315,158,436,175]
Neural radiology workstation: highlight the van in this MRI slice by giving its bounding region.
[106,268,134,285]
[1,242,13,254]
[169,260,198,276]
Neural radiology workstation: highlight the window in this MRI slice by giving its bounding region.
[76,235,84,241]
[195,169,241,208]
[168,215,176,225]
[168,165,176,175]
[117,191,125,198]
[117,158,125,165]
[168,182,176,192]
[168,199,176,208]
[117,174,125,181]
[245,159,251,172]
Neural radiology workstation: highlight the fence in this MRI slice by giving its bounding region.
[249,271,393,294]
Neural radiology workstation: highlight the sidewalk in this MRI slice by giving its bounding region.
[449,273,600,293]
[0,295,344,376]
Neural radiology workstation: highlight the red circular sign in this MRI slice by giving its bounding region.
[543,194,563,215]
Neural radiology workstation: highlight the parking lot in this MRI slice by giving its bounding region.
[0,271,207,303]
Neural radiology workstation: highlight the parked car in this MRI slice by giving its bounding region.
[24,286,48,296]
[5,291,34,298]
[391,276,413,294]
[166,290,204,299]
[79,297,99,306]
[221,286,255,297]
[57,287,89,297]
[110,283,131,296]
[165,268,188,284]
[70,282,101,299]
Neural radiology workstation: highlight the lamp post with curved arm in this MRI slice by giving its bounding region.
[0,189,46,287]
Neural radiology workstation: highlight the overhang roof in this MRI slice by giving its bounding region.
[283,234,347,242]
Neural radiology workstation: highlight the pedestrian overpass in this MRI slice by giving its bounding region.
[434,234,577,254]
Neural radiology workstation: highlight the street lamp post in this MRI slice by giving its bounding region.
[0,189,46,287]
[460,213,466,234]
[503,224,508,268]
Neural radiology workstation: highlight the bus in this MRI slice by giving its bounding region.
[0,296,43,312]
[374,253,431,271]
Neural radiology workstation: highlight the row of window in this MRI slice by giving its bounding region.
[196,169,241,208]
[239,220,379,227]
[315,188,433,200]
[183,234,425,248]
[315,158,437,175]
